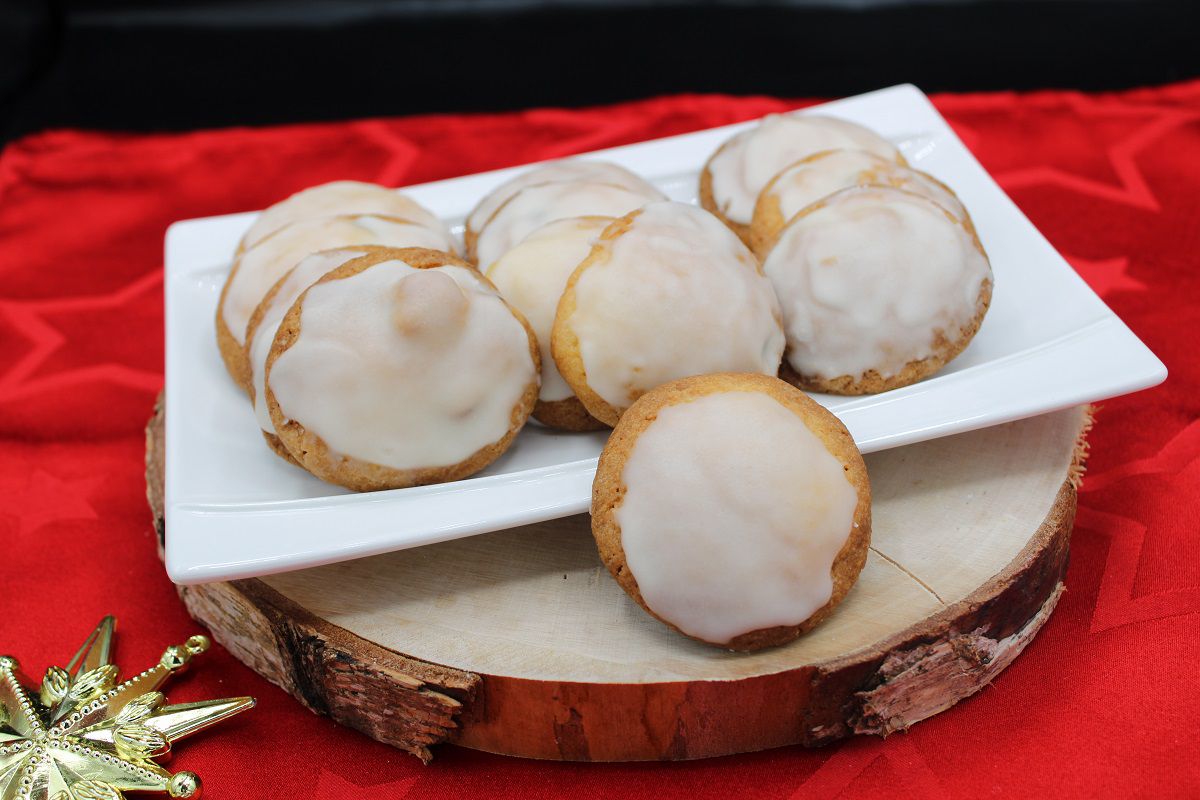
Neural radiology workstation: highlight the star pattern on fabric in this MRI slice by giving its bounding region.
[1064,255,1147,297]
[789,737,942,799]
[313,769,419,799]
[1078,505,1200,634]
[1076,421,1200,633]
[990,97,1198,211]
[2,469,102,538]
[0,271,162,406]
[1082,419,1200,493]
[0,81,1196,797]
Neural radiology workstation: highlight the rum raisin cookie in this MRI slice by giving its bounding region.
[472,180,665,269]
[245,245,388,463]
[465,160,660,261]
[762,186,993,395]
[700,114,905,244]
[216,213,455,387]
[264,248,539,492]
[552,201,784,427]
[591,372,871,651]
[237,180,453,253]
[749,148,972,257]
[485,216,612,431]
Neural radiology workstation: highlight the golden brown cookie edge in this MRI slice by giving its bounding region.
[533,396,609,432]
[243,245,387,399]
[698,148,754,247]
[591,371,871,652]
[265,247,540,492]
[769,186,993,395]
[550,213,642,427]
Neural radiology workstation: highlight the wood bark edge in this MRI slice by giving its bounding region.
[146,394,1083,761]
[145,393,479,763]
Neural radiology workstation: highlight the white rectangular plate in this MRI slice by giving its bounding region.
[164,84,1166,585]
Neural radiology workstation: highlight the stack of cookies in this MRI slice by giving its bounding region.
[216,181,540,492]
[701,114,993,394]
[471,161,785,431]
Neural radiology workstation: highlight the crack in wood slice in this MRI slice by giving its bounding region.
[869,546,947,605]
[852,582,1064,736]
[799,473,1076,748]
[146,392,1085,761]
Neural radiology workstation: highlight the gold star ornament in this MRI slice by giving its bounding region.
[0,617,254,800]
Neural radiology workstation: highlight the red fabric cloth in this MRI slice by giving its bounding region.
[2,82,1199,798]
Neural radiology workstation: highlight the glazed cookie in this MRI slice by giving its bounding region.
[552,201,785,426]
[472,180,666,269]
[465,160,660,259]
[265,248,540,492]
[749,149,972,257]
[245,246,387,462]
[700,114,905,243]
[216,213,455,386]
[592,372,871,651]
[237,180,452,253]
[763,185,993,395]
[485,216,611,431]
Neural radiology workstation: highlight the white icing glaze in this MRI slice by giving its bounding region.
[761,149,968,228]
[466,160,661,236]
[708,114,903,225]
[474,180,665,269]
[238,181,454,251]
[563,202,784,410]
[268,260,537,470]
[615,391,859,644]
[486,216,612,403]
[762,186,991,381]
[222,214,453,346]
[248,248,370,431]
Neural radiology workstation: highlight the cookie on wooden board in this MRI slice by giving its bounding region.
[591,372,872,651]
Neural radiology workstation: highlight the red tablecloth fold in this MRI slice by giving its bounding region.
[1,81,1198,798]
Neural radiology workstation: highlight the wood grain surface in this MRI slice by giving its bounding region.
[146,398,1087,761]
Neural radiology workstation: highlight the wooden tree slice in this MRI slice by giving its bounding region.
[145,398,1089,762]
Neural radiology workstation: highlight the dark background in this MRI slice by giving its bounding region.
[2,0,1198,143]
